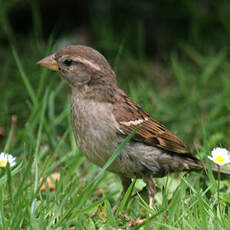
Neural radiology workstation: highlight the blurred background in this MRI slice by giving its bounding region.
[1,0,230,153]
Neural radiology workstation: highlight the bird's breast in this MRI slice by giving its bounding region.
[71,95,119,168]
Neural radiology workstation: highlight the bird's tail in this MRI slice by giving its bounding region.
[209,163,230,179]
[186,158,230,180]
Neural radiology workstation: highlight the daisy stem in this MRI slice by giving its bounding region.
[6,163,13,209]
[217,165,220,213]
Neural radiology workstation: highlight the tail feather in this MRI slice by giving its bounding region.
[210,164,230,180]
[211,164,230,175]
[185,158,230,179]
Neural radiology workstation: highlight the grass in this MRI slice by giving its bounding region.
[1,4,230,230]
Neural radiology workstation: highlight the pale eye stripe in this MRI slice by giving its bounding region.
[72,57,101,71]
[120,117,148,126]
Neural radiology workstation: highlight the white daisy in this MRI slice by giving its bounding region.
[0,152,16,168]
[208,147,230,166]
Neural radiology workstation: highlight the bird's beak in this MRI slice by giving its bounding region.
[36,54,59,71]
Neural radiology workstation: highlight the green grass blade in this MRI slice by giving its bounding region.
[11,46,38,107]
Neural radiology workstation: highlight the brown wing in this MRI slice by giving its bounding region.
[113,89,189,154]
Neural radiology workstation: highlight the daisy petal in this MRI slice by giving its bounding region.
[208,148,230,166]
[0,152,16,168]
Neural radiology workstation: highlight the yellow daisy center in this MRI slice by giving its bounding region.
[0,160,7,167]
[215,156,225,164]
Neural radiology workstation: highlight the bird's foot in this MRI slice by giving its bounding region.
[119,214,146,227]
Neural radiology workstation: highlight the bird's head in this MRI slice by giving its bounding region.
[37,45,116,89]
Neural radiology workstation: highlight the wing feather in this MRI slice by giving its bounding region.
[113,90,189,154]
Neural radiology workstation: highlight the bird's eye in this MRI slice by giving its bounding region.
[63,59,73,66]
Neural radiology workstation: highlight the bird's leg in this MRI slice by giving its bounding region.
[116,176,146,226]
[144,177,156,210]
[119,177,156,226]
[112,176,131,213]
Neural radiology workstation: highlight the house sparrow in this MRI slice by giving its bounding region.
[37,45,230,210]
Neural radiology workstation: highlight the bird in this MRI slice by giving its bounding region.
[37,45,230,211]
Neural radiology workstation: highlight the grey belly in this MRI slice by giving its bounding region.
[76,132,191,179]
